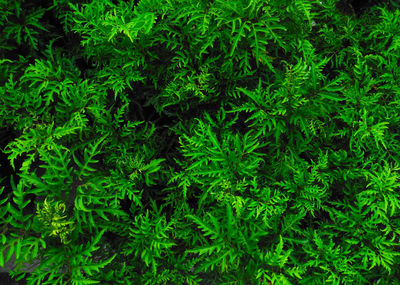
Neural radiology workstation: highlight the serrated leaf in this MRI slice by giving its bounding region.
[0,250,3,268]
[15,241,21,259]
[92,229,106,247]
[72,152,84,169]
[230,23,246,57]
[186,243,222,256]
[96,210,109,221]
[39,239,46,249]
[5,245,14,263]
[276,235,284,255]
[319,91,344,101]
[76,198,89,212]
[31,242,39,259]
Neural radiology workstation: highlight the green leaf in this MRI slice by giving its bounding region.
[0,249,4,267]
[72,152,84,169]
[186,243,223,256]
[319,91,344,101]
[32,242,39,259]
[230,22,247,57]
[186,214,220,240]
[15,240,21,259]
[92,229,106,247]
[5,244,14,263]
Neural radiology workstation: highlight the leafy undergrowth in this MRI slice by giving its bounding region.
[1,0,400,284]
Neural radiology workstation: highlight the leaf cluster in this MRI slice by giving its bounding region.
[1,0,400,284]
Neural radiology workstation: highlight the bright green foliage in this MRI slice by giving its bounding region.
[1,0,400,284]
[35,198,75,244]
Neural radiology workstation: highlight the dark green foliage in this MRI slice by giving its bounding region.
[1,0,400,284]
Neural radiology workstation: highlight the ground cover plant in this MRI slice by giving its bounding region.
[1,0,400,284]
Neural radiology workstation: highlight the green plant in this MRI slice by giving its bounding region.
[1,0,400,284]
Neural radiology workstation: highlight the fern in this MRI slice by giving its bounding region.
[1,4,49,50]
[72,135,107,181]
[34,198,75,244]
[122,202,176,275]
[2,0,400,284]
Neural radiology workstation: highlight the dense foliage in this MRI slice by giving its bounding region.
[1,0,400,284]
